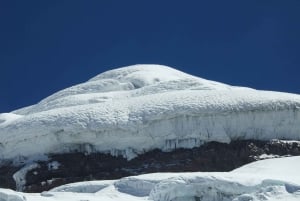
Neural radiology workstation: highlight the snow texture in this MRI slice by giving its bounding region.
[1,156,300,201]
[1,64,300,161]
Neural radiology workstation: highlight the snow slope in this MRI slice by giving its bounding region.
[1,156,300,201]
[1,64,300,161]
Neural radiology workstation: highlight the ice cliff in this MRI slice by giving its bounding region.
[0,64,300,160]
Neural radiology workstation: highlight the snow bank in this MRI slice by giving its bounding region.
[0,189,25,201]
[233,155,300,184]
[1,156,300,201]
[50,180,113,193]
[1,64,300,161]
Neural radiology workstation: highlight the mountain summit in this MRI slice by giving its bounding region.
[1,64,300,161]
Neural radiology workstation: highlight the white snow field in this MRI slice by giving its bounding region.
[1,64,300,161]
[1,156,300,201]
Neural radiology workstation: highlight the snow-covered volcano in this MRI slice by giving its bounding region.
[1,64,300,161]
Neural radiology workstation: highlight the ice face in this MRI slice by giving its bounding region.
[0,64,300,161]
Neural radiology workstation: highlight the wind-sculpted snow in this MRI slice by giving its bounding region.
[1,156,300,201]
[1,64,300,161]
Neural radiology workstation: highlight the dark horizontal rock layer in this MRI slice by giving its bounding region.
[1,139,300,192]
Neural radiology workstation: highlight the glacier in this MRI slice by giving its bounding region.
[0,64,300,161]
[1,156,300,201]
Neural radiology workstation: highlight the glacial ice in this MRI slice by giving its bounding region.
[0,64,300,161]
[1,156,300,201]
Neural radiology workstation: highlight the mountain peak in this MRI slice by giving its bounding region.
[89,64,190,82]
[12,64,231,115]
[1,65,300,161]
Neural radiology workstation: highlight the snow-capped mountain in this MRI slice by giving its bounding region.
[1,64,300,200]
[1,64,300,161]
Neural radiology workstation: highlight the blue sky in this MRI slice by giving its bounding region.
[1,0,300,112]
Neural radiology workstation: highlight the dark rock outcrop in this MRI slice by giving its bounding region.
[1,139,300,192]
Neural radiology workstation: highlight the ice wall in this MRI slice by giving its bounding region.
[1,65,300,161]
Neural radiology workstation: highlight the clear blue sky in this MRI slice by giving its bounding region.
[1,0,300,112]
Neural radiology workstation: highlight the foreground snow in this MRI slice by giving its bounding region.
[1,64,300,161]
[1,156,300,201]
